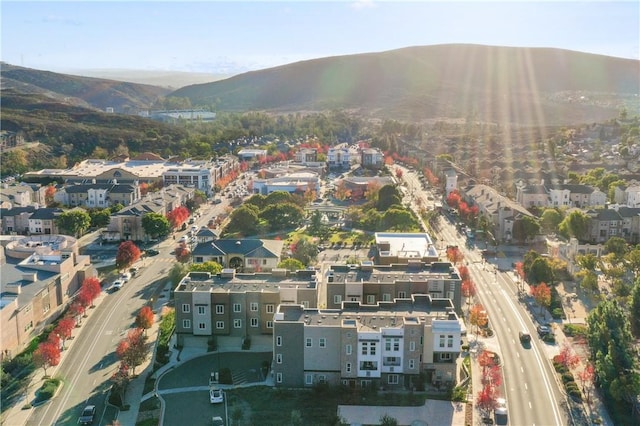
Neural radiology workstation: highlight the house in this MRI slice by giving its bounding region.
[172,268,318,347]
[516,182,606,209]
[295,148,318,164]
[191,238,284,272]
[586,208,623,243]
[0,235,96,359]
[323,261,463,314]
[360,148,384,169]
[444,169,458,196]
[0,206,37,234]
[28,208,64,235]
[272,295,462,389]
[55,182,141,208]
[327,147,350,169]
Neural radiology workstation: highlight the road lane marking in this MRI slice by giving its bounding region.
[529,401,532,409]
[521,366,524,373]
[525,383,528,390]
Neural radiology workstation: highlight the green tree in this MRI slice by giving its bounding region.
[278,258,305,271]
[190,261,223,274]
[260,203,304,231]
[540,208,563,233]
[141,213,171,239]
[55,209,91,237]
[625,247,640,279]
[512,216,540,244]
[529,257,554,285]
[291,238,318,266]
[89,208,112,228]
[376,185,403,211]
[630,279,640,336]
[225,205,260,236]
[579,271,599,292]
[576,253,598,271]
[604,236,628,259]
[381,207,417,231]
[558,210,590,241]
[168,263,190,286]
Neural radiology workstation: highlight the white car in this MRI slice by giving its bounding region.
[112,280,124,291]
[120,272,131,282]
[209,388,223,404]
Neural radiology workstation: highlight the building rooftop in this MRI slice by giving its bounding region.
[326,262,460,284]
[175,270,317,293]
[374,232,438,259]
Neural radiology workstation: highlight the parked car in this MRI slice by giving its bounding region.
[111,280,124,292]
[537,324,552,336]
[79,405,96,425]
[494,398,508,425]
[120,272,131,282]
[212,416,224,426]
[129,266,140,276]
[145,249,160,256]
[213,198,222,204]
[210,388,224,404]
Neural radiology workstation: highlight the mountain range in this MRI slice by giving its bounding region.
[2,44,639,126]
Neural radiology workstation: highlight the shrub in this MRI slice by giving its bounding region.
[563,324,587,338]
[552,308,565,319]
[35,378,61,403]
[562,372,575,384]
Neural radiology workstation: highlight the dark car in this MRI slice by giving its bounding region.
[519,331,532,345]
[145,249,160,256]
[537,324,552,336]
[79,405,96,425]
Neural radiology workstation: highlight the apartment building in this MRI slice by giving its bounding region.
[173,269,318,347]
[327,147,350,169]
[272,295,461,389]
[322,261,463,314]
[56,182,141,208]
[360,148,384,169]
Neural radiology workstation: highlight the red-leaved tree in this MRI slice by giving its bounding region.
[166,206,190,229]
[174,242,191,263]
[116,241,141,271]
[116,328,147,375]
[476,383,497,417]
[54,316,76,349]
[457,264,470,282]
[135,306,155,335]
[446,246,464,264]
[69,301,86,325]
[461,279,476,314]
[80,277,102,307]
[578,363,595,402]
[33,339,61,376]
[556,341,580,370]
[531,282,552,314]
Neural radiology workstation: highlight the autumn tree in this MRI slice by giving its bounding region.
[135,306,155,335]
[116,241,141,271]
[556,341,580,370]
[446,246,464,264]
[80,277,102,307]
[110,362,130,403]
[45,185,56,206]
[174,242,191,263]
[395,168,403,179]
[476,383,497,418]
[54,316,76,349]
[166,205,190,229]
[578,363,595,402]
[33,339,61,376]
[116,328,147,376]
[69,301,86,325]
[457,264,470,281]
[469,304,488,334]
[530,282,551,314]
[461,279,476,313]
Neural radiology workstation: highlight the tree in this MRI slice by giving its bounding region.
[578,363,595,402]
[168,263,190,287]
[531,283,551,314]
[381,208,417,231]
[558,210,590,241]
[379,414,398,426]
[446,246,464,264]
[540,208,563,233]
[45,185,56,207]
[225,205,260,236]
[278,258,305,271]
[458,265,470,281]
[166,206,190,229]
[33,340,61,376]
[80,277,102,307]
[604,236,628,259]
[528,257,554,285]
[116,241,141,271]
[461,279,476,314]
[469,304,488,334]
[141,212,171,239]
[69,301,86,325]
[260,203,304,231]
[110,362,130,403]
[512,216,540,244]
[630,279,640,336]
[190,261,223,274]
[116,328,147,376]
[290,238,318,266]
[135,306,155,335]
[557,341,580,370]
[174,242,191,263]
[395,168,403,179]
[54,316,76,349]
[56,209,91,237]
[89,208,111,228]
[476,383,497,418]
[376,185,403,211]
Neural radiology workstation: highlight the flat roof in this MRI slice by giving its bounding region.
[175,271,317,293]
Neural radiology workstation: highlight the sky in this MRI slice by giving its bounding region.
[2,1,639,75]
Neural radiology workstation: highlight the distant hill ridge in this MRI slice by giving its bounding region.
[170,44,640,125]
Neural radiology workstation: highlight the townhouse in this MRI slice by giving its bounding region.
[55,182,141,208]
[272,295,462,389]
[516,182,606,209]
[173,269,318,347]
[28,208,63,235]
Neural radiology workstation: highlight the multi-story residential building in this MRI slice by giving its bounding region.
[191,238,284,272]
[360,148,384,169]
[55,182,141,208]
[327,147,350,169]
[173,269,318,347]
[28,208,63,235]
[272,295,462,389]
[103,185,194,242]
[237,149,268,162]
[614,184,640,207]
[295,148,318,164]
[0,235,95,359]
[516,182,606,209]
[0,184,35,208]
[251,172,320,195]
[616,206,640,243]
[0,206,37,234]
[444,169,458,196]
[322,261,462,314]
[374,232,439,265]
[587,208,623,243]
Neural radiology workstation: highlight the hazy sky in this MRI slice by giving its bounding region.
[2,1,639,74]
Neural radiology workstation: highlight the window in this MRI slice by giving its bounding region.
[361,342,368,355]
[447,335,453,348]
[439,335,445,348]
[276,373,282,383]
[382,293,391,301]
[182,304,190,313]
[198,323,206,330]
[318,375,327,384]
[216,321,224,329]
[409,359,415,369]
[266,321,273,329]
[250,302,258,312]
[305,374,313,385]
[398,291,407,298]
[385,339,391,351]
[370,342,376,355]
[393,339,400,351]
[233,319,242,328]
[302,300,309,308]
[276,336,282,346]
[306,338,313,348]
[233,303,241,313]
[334,295,342,304]
[366,294,376,304]
[216,305,224,314]
[346,363,352,373]
[346,344,352,355]
[265,304,274,314]
[182,319,191,329]
[197,306,205,315]
[410,341,416,352]
[319,338,326,348]
[388,374,399,385]
[276,353,282,364]
[251,318,259,327]
[440,353,452,361]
